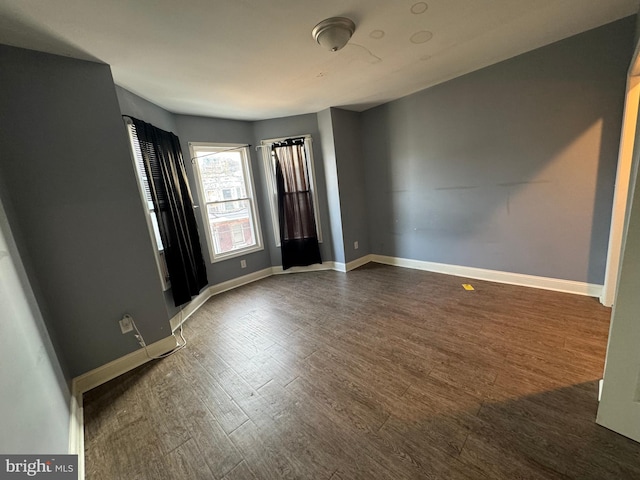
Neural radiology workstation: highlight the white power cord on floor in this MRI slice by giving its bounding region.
[131,309,188,360]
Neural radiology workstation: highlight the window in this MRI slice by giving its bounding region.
[189,143,263,262]
[231,224,245,246]
[126,122,170,290]
[261,135,322,247]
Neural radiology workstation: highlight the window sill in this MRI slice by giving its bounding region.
[211,245,265,264]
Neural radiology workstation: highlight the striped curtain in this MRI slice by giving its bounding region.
[129,116,208,306]
[272,139,322,270]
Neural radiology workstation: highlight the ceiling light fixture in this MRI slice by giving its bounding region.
[312,17,356,52]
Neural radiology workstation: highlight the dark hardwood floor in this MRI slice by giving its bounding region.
[83,263,640,479]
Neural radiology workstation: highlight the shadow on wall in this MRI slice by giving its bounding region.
[588,98,632,286]
[361,18,633,285]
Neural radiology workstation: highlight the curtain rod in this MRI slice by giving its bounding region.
[257,136,308,151]
[189,144,252,164]
[124,116,309,161]
[122,116,251,164]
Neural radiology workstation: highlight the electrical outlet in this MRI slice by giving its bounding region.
[354,241,359,250]
[119,314,134,334]
[240,259,247,268]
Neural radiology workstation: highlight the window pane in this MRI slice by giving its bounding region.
[129,125,154,204]
[149,211,164,250]
[191,143,263,262]
[196,151,248,202]
[127,123,170,290]
[207,199,256,255]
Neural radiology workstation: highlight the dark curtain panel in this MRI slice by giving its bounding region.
[273,138,322,270]
[129,117,208,306]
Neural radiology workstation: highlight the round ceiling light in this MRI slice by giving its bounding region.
[312,17,356,52]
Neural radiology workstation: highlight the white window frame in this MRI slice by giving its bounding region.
[189,142,264,263]
[125,122,170,291]
[261,135,323,247]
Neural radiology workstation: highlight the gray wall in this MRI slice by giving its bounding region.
[328,108,371,263]
[174,114,273,284]
[361,17,634,284]
[0,45,170,376]
[0,189,70,453]
[0,14,632,385]
[115,95,340,275]
[116,86,181,315]
[115,95,341,278]
[317,109,346,264]
[252,114,335,265]
[116,85,178,134]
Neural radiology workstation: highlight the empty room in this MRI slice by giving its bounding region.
[2,1,640,479]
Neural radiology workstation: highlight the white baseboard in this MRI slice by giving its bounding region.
[333,261,347,273]
[332,257,371,273]
[69,388,85,479]
[78,267,275,393]
[75,256,601,396]
[599,378,604,402]
[68,392,83,453]
[345,255,373,272]
[271,262,337,274]
[271,258,370,273]
[169,289,212,332]
[169,267,273,331]
[599,291,613,307]
[370,254,603,297]
[72,335,178,395]
[71,334,179,479]
[212,267,274,294]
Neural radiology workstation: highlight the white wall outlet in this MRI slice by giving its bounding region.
[240,259,247,268]
[119,314,134,334]
[354,241,359,250]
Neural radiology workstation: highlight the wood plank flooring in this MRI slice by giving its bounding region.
[83,263,640,479]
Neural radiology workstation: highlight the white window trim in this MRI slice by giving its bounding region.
[189,142,264,263]
[261,135,323,247]
[125,122,170,291]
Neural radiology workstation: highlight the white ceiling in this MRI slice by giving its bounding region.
[0,0,637,121]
